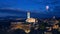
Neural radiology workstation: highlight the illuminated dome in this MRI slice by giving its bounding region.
[26,18,38,23]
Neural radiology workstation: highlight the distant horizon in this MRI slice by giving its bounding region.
[0,9,60,18]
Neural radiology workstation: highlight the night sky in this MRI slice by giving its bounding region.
[0,0,60,18]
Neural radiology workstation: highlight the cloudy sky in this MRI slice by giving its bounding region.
[0,0,60,17]
[0,0,60,11]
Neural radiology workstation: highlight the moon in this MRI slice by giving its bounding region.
[46,5,49,10]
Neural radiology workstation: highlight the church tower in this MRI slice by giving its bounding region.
[27,12,30,18]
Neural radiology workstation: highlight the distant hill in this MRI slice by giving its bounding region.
[0,9,60,19]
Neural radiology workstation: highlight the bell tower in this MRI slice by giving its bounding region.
[27,12,30,18]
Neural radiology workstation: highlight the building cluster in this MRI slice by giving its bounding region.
[9,12,60,34]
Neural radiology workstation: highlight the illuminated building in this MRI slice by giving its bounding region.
[9,11,38,34]
[26,12,38,23]
[52,24,59,29]
[10,22,31,34]
[26,18,38,23]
